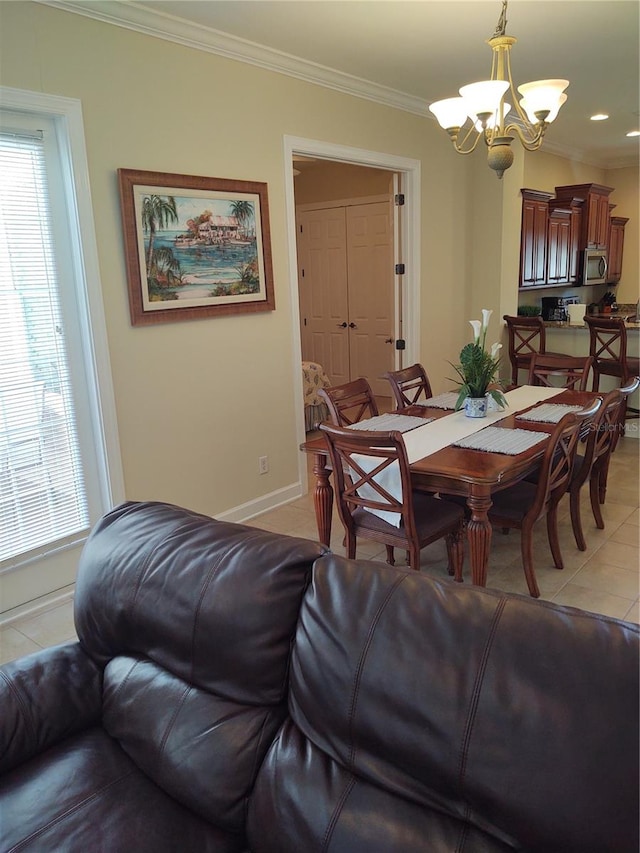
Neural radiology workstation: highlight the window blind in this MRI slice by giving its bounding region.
[0,130,89,562]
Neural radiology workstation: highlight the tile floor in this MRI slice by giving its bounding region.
[1,431,638,666]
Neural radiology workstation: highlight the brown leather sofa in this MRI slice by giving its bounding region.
[1,501,638,852]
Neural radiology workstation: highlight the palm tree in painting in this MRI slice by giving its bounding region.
[142,195,178,269]
[229,200,254,239]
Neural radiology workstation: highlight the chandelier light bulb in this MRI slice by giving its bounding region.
[520,93,567,125]
[429,97,470,130]
[516,79,569,122]
[459,80,510,122]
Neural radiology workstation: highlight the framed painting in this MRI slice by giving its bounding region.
[118,169,275,325]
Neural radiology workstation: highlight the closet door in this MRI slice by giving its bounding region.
[346,201,394,398]
[297,207,349,386]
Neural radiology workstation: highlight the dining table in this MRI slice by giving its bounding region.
[300,385,601,587]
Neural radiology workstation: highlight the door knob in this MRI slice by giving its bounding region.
[336,322,347,328]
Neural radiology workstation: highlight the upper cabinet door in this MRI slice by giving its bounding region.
[519,190,552,288]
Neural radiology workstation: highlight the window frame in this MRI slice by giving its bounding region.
[0,86,123,609]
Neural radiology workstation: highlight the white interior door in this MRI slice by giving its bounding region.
[297,207,349,386]
[346,201,394,397]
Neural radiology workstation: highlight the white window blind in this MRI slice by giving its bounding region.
[0,129,89,562]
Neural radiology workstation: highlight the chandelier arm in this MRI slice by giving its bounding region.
[451,125,484,155]
[505,121,546,151]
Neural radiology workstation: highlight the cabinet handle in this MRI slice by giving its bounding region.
[349,322,357,329]
[385,337,394,344]
[336,322,347,328]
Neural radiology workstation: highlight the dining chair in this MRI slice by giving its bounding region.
[527,353,594,391]
[318,377,378,426]
[584,315,640,422]
[384,363,433,409]
[486,398,601,598]
[319,423,465,577]
[569,377,640,550]
[503,315,569,387]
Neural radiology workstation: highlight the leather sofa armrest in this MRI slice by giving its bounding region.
[0,642,103,774]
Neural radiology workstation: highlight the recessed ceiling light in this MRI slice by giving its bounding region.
[626,130,640,137]
[590,114,609,121]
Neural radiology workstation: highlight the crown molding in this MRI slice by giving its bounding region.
[38,0,429,117]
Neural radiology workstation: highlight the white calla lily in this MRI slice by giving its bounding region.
[469,320,482,342]
[481,309,493,331]
[490,341,502,359]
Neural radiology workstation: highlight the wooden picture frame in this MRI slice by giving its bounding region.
[118,169,275,325]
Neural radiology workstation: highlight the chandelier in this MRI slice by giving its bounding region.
[428,1,569,178]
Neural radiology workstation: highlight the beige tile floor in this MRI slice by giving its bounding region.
[1,431,638,666]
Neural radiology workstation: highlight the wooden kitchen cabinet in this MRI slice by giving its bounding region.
[519,189,552,288]
[555,183,613,250]
[607,216,628,283]
[546,207,571,284]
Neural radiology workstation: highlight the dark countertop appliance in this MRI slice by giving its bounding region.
[541,296,568,322]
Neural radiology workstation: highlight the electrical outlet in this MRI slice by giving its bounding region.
[258,455,269,475]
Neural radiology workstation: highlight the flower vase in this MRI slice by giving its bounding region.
[464,396,487,418]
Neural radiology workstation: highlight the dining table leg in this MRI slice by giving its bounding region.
[312,451,333,547]
[465,491,493,587]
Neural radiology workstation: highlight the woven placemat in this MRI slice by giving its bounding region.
[418,392,460,410]
[517,403,583,423]
[349,414,432,433]
[453,426,550,455]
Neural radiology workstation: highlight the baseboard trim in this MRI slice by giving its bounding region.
[0,584,75,628]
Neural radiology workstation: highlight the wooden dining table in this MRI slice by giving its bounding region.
[300,387,600,587]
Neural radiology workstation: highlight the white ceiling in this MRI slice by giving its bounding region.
[47,0,640,168]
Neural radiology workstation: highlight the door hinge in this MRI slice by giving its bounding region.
[394,193,405,206]
[395,263,405,275]
[395,339,406,351]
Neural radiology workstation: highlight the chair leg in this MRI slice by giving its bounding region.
[520,520,540,598]
[569,484,587,551]
[446,526,464,583]
[409,543,421,571]
[346,533,357,559]
[598,456,611,505]
[546,504,564,569]
[511,361,517,387]
[385,545,395,566]
[589,471,605,530]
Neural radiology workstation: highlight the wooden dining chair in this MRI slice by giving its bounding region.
[384,363,433,409]
[318,377,378,426]
[319,423,465,577]
[585,315,640,422]
[569,377,640,550]
[487,399,601,598]
[503,315,569,387]
[527,353,594,391]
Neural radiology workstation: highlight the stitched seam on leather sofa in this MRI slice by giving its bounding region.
[320,775,357,853]
[346,572,408,770]
[155,684,192,778]
[457,597,507,791]
[0,668,37,749]
[6,769,138,853]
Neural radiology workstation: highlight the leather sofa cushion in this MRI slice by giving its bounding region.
[0,728,245,852]
[248,554,639,852]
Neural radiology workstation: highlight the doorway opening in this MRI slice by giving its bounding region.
[283,136,421,489]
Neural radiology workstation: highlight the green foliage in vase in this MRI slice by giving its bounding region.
[450,309,507,410]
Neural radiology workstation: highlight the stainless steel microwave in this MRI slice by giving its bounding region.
[583,248,608,284]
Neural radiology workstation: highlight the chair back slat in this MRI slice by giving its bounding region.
[319,378,378,427]
[384,364,432,409]
[527,354,593,391]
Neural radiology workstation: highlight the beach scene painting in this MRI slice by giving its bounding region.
[119,170,275,325]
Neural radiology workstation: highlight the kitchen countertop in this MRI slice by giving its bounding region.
[543,314,640,331]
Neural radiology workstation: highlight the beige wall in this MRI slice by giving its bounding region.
[293,162,392,205]
[1,3,636,536]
